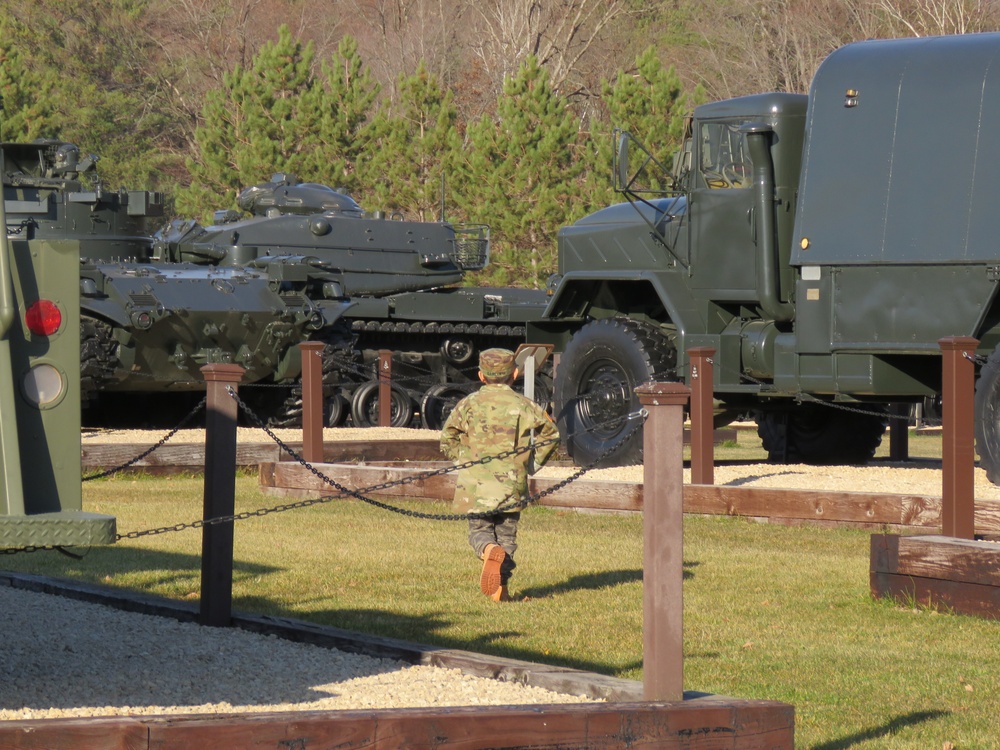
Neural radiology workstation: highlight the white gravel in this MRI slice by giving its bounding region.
[0,585,598,721]
[82,423,1000,498]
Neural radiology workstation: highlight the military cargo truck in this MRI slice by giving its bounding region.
[531,33,1000,478]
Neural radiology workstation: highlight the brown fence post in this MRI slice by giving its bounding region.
[888,403,910,461]
[199,363,244,627]
[378,350,392,427]
[688,347,715,485]
[938,337,979,540]
[635,381,690,702]
[299,341,325,463]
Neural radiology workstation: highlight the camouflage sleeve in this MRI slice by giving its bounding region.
[525,402,559,471]
[532,413,559,470]
[439,398,468,462]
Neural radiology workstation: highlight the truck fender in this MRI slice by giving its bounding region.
[542,270,695,340]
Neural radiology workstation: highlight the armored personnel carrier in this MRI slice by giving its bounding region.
[155,175,550,428]
[1,140,353,426]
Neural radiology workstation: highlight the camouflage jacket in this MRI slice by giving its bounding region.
[439,384,559,514]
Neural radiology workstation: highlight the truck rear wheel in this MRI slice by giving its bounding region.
[554,318,676,467]
[974,348,1000,483]
[756,404,887,464]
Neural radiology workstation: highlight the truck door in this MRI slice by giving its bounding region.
[687,120,758,302]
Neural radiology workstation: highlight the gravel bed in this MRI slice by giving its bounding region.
[0,585,598,721]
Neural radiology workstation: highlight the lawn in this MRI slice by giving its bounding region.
[2,426,996,749]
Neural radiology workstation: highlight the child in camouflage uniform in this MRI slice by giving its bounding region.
[440,348,559,602]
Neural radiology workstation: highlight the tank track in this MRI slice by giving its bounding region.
[349,319,526,338]
[80,316,119,410]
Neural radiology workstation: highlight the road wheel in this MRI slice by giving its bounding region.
[756,403,887,464]
[975,348,1000,483]
[420,383,477,430]
[554,318,676,467]
[350,381,414,428]
[326,393,349,427]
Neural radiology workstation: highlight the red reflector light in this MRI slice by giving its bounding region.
[25,300,62,336]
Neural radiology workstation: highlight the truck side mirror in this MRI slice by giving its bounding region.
[616,131,630,190]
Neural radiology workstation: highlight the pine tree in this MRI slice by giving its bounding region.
[0,22,60,142]
[0,0,177,188]
[363,62,460,221]
[458,56,585,289]
[177,26,327,218]
[597,46,706,197]
[313,35,380,199]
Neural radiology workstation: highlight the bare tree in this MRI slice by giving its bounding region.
[342,0,465,106]
[148,0,342,153]
[680,0,875,98]
[876,0,1000,36]
[464,0,630,100]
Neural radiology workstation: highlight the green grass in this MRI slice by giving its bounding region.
[3,428,992,750]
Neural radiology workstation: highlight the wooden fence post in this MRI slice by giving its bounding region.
[378,350,392,428]
[888,403,910,461]
[199,363,244,627]
[635,382,690,702]
[299,341,325,463]
[938,336,978,540]
[688,347,715,486]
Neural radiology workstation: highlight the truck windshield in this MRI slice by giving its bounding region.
[699,122,752,189]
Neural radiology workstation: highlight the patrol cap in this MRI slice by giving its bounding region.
[479,348,515,380]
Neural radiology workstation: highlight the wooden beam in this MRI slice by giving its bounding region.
[0,700,795,750]
[871,534,1000,619]
[260,462,1000,533]
[81,430,737,473]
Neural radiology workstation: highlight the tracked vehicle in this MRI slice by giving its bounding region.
[530,33,1000,478]
[2,140,353,426]
[155,175,550,428]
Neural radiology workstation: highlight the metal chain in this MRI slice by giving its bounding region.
[108,394,647,543]
[0,382,647,555]
[735,370,912,422]
[82,397,208,481]
[231,386,644,521]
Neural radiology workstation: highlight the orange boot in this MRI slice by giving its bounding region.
[480,543,506,597]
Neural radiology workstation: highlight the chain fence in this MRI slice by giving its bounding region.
[7,384,649,555]
[22,343,964,555]
[676,356,944,427]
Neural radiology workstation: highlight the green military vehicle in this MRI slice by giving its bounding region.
[2,141,354,427]
[156,175,550,429]
[531,33,1000,479]
[0,145,114,548]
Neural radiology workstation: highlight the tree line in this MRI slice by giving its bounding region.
[1,0,997,288]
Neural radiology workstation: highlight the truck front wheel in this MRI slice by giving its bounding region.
[554,318,676,467]
[974,348,1000,483]
[756,404,887,464]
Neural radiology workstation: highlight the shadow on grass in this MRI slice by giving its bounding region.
[811,710,949,750]
[518,561,698,600]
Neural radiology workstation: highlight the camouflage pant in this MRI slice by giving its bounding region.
[468,512,520,583]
